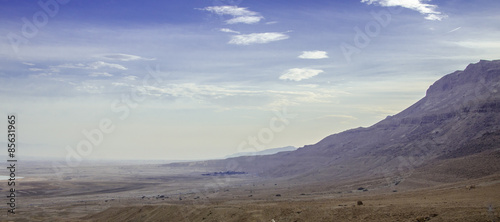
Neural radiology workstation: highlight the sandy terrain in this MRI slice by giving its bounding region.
[1,160,499,222]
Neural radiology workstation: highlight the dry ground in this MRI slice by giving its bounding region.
[0,161,499,222]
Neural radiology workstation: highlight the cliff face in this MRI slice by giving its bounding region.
[369,60,500,156]
[284,60,500,174]
[171,60,500,181]
[400,59,500,116]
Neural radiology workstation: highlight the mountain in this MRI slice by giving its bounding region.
[170,60,500,183]
[224,146,297,159]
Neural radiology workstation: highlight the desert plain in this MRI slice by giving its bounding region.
[1,154,499,222]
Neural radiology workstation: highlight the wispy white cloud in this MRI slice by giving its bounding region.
[200,6,264,24]
[229,32,289,45]
[201,5,257,17]
[123,75,138,81]
[298,51,329,59]
[29,73,52,78]
[23,62,35,66]
[26,61,127,77]
[361,0,447,21]
[226,16,263,24]
[89,72,113,77]
[112,82,129,87]
[138,83,342,109]
[54,61,127,70]
[220,28,240,34]
[88,61,127,70]
[75,83,104,94]
[28,68,44,72]
[425,14,446,21]
[279,68,324,81]
[447,27,461,33]
[99,53,156,61]
[56,63,86,69]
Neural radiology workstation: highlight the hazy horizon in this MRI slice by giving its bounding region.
[1,0,500,161]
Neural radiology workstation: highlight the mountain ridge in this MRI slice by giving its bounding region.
[169,59,500,183]
[224,146,297,159]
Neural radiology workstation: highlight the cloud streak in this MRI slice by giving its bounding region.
[361,0,447,21]
[298,51,329,59]
[54,61,127,70]
[447,27,461,33]
[229,32,289,45]
[201,6,256,17]
[88,61,127,70]
[279,68,324,81]
[137,82,341,108]
[99,53,156,61]
[26,61,128,78]
[220,28,240,34]
[226,16,263,24]
[200,6,263,24]
[89,72,113,77]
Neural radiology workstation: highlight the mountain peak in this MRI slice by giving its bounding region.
[426,59,500,97]
[391,59,500,118]
[174,60,500,182]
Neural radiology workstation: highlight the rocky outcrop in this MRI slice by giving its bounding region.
[169,60,500,181]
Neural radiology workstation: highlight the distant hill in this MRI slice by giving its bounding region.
[224,146,297,159]
[169,60,500,183]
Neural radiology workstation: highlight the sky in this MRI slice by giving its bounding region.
[0,0,499,162]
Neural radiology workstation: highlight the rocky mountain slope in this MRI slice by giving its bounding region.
[170,60,500,183]
[224,146,297,159]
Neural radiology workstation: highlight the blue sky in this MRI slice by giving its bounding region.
[1,0,499,161]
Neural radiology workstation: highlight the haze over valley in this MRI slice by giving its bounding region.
[1,0,500,221]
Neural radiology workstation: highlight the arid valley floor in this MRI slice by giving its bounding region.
[1,157,499,222]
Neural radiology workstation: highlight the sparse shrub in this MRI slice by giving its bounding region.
[415,216,431,222]
[415,214,437,222]
[465,185,476,190]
